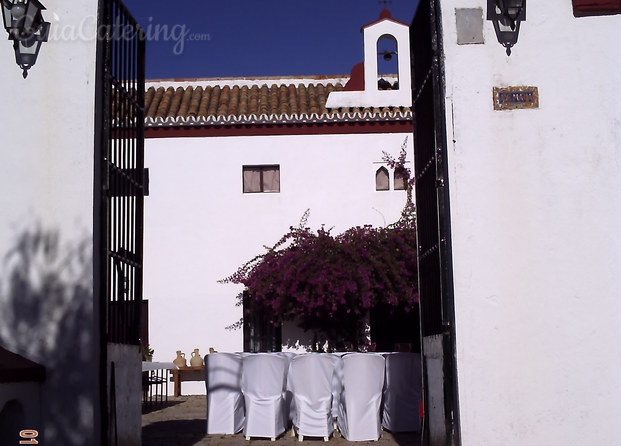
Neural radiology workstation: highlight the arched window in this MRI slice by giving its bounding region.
[377,34,399,90]
[376,166,389,191]
[394,167,406,190]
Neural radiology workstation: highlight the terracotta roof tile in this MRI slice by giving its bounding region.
[177,87,192,118]
[188,86,201,117]
[143,77,411,127]
[207,86,219,116]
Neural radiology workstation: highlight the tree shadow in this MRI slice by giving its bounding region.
[142,419,205,446]
[0,224,96,445]
[141,399,183,415]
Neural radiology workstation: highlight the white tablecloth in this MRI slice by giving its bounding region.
[142,361,177,372]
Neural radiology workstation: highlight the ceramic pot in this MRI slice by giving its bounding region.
[190,348,203,367]
[173,350,187,368]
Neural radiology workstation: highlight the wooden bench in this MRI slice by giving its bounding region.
[171,365,205,396]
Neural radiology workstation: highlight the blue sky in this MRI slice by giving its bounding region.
[122,0,419,79]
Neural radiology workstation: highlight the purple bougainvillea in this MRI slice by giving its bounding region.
[221,138,418,348]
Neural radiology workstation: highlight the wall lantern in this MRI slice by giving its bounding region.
[1,0,50,78]
[487,0,526,56]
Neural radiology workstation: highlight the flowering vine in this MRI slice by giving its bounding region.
[221,137,417,348]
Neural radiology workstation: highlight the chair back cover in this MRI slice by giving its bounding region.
[288,354,336,438]
[241,353,288,439]
[337,353,385,441]
[324,354,343,418]
[277,352,297,421]
[205,352,244,434]
[382,352,422,432]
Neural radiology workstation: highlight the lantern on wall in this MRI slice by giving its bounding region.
[1,0,50,78]
[487,0,526,56]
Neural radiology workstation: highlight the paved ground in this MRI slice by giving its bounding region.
[142,396,421,446]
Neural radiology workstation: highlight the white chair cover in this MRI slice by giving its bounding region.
[326,354,343,419]
[288,354,336,439]
[205,353,244,434]
[382,352,422,432]
[337,353,385,441]
[241,353,288,440]
[277,352,297,423]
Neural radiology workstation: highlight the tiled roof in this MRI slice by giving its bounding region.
[0,346,45,383]
[143,76,412,128]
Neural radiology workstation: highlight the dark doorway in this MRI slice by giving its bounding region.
[370,303,421,353]
[410,1,461,445]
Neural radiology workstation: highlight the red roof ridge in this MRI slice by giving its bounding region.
[361,8,410,30]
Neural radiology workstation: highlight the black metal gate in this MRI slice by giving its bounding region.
[411,1,460,445]
[98,0,145,347]
[95,0,145,443]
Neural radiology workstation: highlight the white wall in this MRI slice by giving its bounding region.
[0,0,99,444]
[144,132,412,394]
[438,1,621,444]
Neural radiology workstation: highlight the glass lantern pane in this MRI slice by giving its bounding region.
[2,4,11,29]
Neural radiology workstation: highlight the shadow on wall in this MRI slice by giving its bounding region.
[0,400,25,445]
[0,224,95,445]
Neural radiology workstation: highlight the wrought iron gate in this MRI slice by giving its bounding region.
[95,0,145,443]
[411,0,460,445]
[99,0,145,346]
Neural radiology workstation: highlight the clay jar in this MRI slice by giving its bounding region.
[190,348,204,367]
[173,350,187,368]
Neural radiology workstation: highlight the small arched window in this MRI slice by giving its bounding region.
[394,167,406,190]
[376,166,389,191]
[377,34,399,90]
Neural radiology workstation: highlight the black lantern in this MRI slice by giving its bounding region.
[487,0,526,56]
[1,0,50,78]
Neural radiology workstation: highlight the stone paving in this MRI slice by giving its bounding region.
[142,396,421,446]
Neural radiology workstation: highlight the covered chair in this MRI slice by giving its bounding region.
[205,352,244,434]
[276,352,297,424]
[337,353,385,441]
[382,352,422,433]
[241,353,288,441]
[288,354,336,441]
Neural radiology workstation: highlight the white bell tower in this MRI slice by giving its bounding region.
[326,9,412,109]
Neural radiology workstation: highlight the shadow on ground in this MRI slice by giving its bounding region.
[142,399,184,415]
[391,432,422,446]
[143,419,205,446]
[141,396,421,446]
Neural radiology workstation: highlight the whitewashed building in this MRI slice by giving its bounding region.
[2,0,619,444]
[0,0,145,445]
[142,10,415,394]
[409,0,621,444]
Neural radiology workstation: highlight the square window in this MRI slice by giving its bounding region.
[243,165,280,193]
[456,8,484,45]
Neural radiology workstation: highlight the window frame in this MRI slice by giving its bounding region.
[242,164,280,194]
[394,167,407,190]
[572,0,621,17]
[375,166,390,191]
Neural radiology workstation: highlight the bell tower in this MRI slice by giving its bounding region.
[326,8,411,108]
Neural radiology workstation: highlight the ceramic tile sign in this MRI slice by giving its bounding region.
[493,86,539,110]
